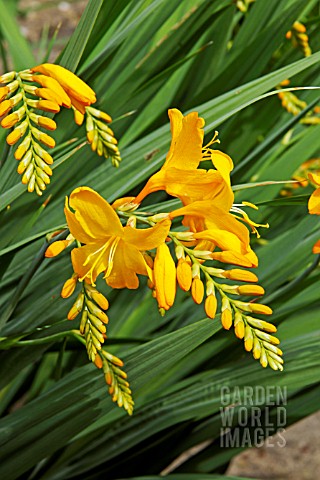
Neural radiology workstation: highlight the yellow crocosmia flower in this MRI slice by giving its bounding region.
[134,109,234,211]
[64,187,171,288]
[31,63,96,114]
[308,172,320,214]
[153,243,176,310]
[170,200,258,268]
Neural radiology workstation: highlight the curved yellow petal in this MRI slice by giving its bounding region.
[164,109,205,170]
[123,218,171,250]
[308,188,320,214]
[71,243,108,285]
[308,172,320,186]
[135,168,231,207]
[194,229,245,253]
[67,187,123,241]
[105,241,146,289]
[32,74,71,107]
[211,150,234,185]
[31,63,96,107]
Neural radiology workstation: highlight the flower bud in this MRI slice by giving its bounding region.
[249,303,273,315]
[67,292,84,320]
[177,258,192,292]
[223,269,258,283]
[22,162,34,184]
[191,277,204,304]
[14,135,31,160]
[205,293,217,319]
[0,71,15,83]
[237,285,265,296]
[61,274,78,298]
[17,150,33,174]
[244,325,253,351]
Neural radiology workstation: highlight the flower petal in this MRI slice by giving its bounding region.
[105,241,147,289]
[67,187,123,241]
[31,64,96,106]
[71,243,108,285]
[164,109,205,170]
[211,150,234,185]
[123,218,171,250]
[308,188,320,214]
[135,168,232,207]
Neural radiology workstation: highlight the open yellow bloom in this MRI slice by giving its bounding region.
[31,63,96,114]
[170,200,258,267]
[65,187,171,288]
[134,108,234,211]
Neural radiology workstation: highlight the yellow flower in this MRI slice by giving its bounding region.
[134,108,234,211]
[31,63,96,114]
[308,172,320,214]
[170,200,258,268]
[64,187,171,289]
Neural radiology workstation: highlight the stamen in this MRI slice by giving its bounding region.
[104,237,121,278]
[80,236,114,285]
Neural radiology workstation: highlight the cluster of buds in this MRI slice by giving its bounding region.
[163,236,283,371]
[77,106,121,167]
[97,349,134,415]
[277,79,307,116]
[286,21,312,57]
[0,63,120,194]
[59,272,134,414]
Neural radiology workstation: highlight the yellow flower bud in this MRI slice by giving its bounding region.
[293,21,306,33]
[237,285,265,296]
[36,99,60,113]
[34,155,53,176]
[260,347,268,368]
[0,99,13,117]
[246,317,277,332]
[153,243,176,310]
[61,274,78,298]
[191,277,204,304]
[14,135,31,160]
[253,337,261,359]
[17,151,32,174]
[205,293,217,319]
[221,309,233,330]
[33,143,53,164]
[223,269,258,283]
[249,303,273,315]
[1,113,19,129]
[244,325,253,351]
[176,258,192,292]
[234,318,245,339]
[0,86,9,102]
[67,292,84,320]
[94,354,103,369]
[74,109,84,125]
[32,129,55,148]
[22,163,34,184]
[0,71,15,83]
[28,174,36,193]
[6,120,28,145]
